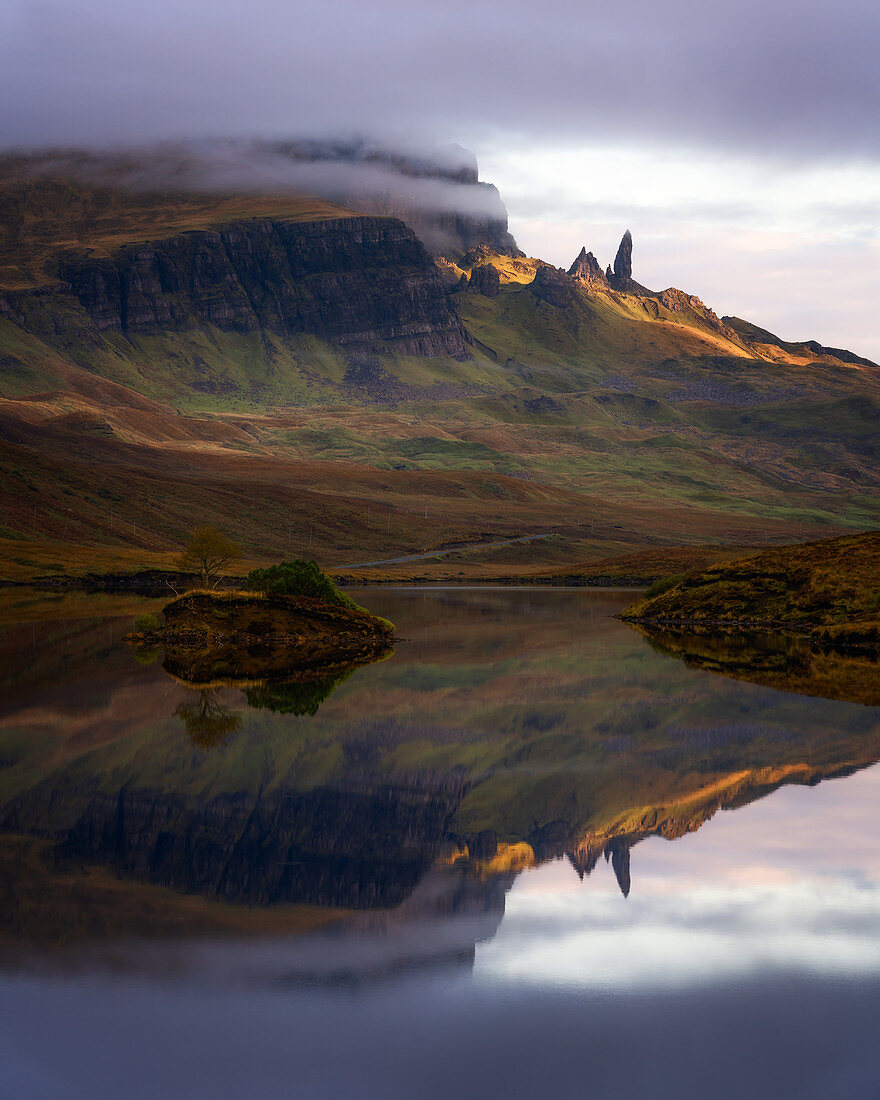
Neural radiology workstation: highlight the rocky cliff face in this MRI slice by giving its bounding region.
[3,215,470,359]
[529,263,584,309]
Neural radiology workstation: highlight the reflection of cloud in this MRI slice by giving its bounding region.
[477,764,880,990]
[479,874,880,990]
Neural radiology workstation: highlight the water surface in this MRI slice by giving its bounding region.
[2,587,880,1098]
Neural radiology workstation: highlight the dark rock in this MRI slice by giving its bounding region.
[50,215,470,359]
[607,231,654,295]
[613,229,633,282]
[568,247,608,288]
[606,840,632,897]
[465,830,499,860]
[467,263,501,297]
[527,819,572,861]
[523,394,563,415]
[529,263,581,309]
[9,775,469,910]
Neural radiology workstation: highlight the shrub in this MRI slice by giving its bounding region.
[245,559,359,610]
[134,612,162,634]
[645,573,685,599]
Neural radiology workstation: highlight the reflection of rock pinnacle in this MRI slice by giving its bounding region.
[606,841,632,898]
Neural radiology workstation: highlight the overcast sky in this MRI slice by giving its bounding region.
[2,0,878,356]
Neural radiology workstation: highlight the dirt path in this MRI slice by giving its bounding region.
[337,533,552,569]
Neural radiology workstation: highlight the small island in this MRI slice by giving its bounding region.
[621,530,880,649]
[132,558,396,686]
[620,531,880,706]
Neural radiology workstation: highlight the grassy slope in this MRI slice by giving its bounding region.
[622,530,880,644]
[0,166,356,289]
[2,173,880,575]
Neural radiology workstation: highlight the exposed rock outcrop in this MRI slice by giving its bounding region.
[657,287,741,341]
[612,229,633,283]
[467,262,501,297]
[434,256,466,288]
[8,215,471,359]
[529,263,582,309]
[568,247,608,287]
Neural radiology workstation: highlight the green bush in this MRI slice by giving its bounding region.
[134,612,162,634]
[245,559,359,610]
[645,573,685,599]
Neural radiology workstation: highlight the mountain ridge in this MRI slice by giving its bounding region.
[1,144,879,566]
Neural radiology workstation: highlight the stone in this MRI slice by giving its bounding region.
[568,247,608,287]
[53,215,471,359]
[613,229,633,282]
[467,262,501,297]
[529,263,581,309]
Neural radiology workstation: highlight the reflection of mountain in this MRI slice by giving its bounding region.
[459,754,872,898]
[6,773,467,911]
[5,590,880,948]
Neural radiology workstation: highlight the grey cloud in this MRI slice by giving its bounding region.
[1,0,879,161]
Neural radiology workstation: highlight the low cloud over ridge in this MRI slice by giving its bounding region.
[2,0,878,160]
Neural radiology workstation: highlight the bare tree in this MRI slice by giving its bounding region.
[178,526,242,589]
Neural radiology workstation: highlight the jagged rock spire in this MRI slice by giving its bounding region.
[568,247,606,285]
[613,229,633,282]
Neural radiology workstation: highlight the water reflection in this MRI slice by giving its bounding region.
[6,588,880,1098]
[244,669,355,716]
[3,587,880,955]
[171,667,362,746]
[637,624,880,707]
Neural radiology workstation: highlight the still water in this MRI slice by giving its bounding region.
[2,587,880,1099]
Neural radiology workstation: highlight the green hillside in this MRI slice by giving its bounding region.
[2,160,879,569]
